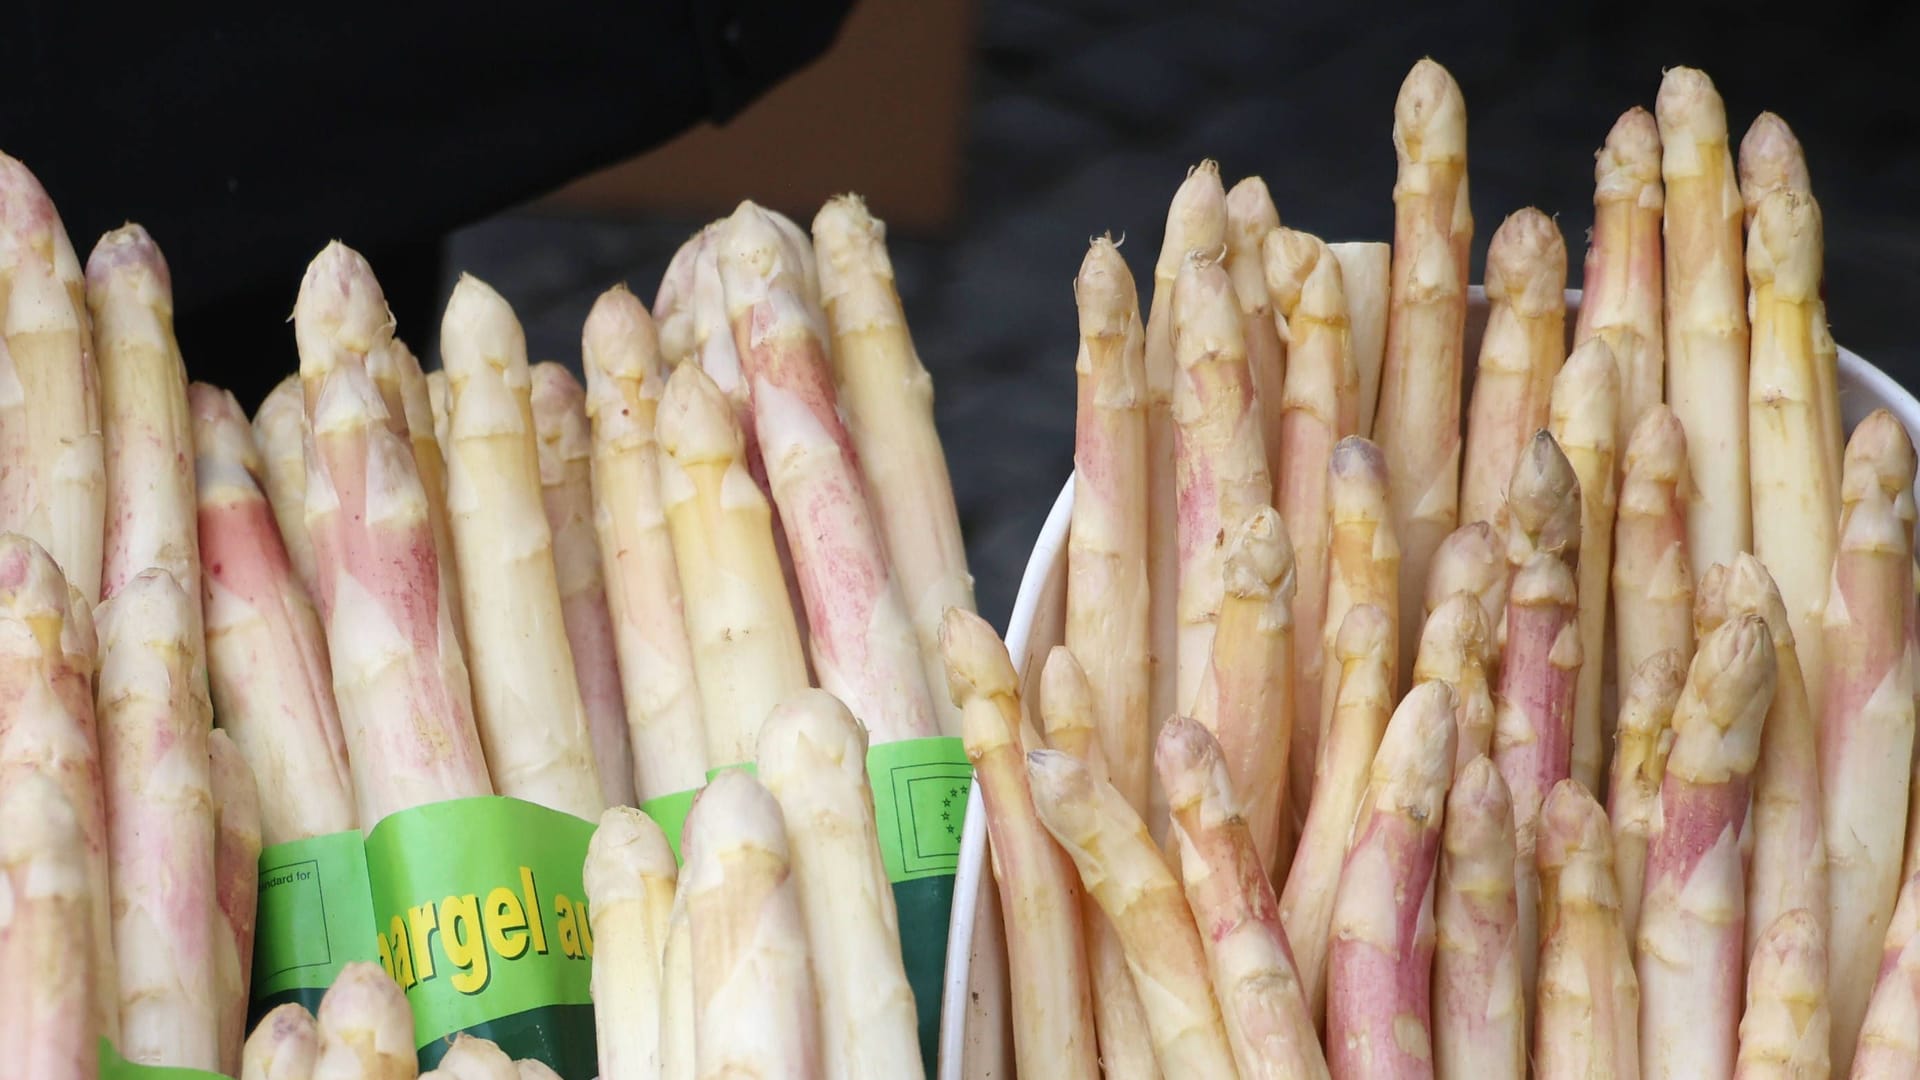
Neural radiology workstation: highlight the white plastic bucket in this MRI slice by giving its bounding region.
[935,286,1920,1077]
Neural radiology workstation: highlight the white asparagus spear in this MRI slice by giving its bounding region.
[1746,188,1839,718]
[758,690,923,1078]
[530,360,636,807]
[1734,909,1829,1080]
[1614,406,1697,701]
[1145,162,1228,786]
[97,567,219,1069]
[658,886,695,1080]
[311,961,416,1080]
[1574,106,1666,455]
[1157,715,1330,1080]
[0,771,97,1080]
[1656,66,1751,576]
[1607,650,1687,948]
[441,275,603,818]
[683,770,824,1080]
[1432,755,1525,1080]
[1535,779,1641,1080]
[653,229,704,368]
[1376,58,1473,683]
[1548,341,1621,794]
[426,1035,515,1080]
[581,287,708,798]
[1328,241,1389,440]
[191,381,357,844]
[1027,746,1239,1077]
[367,337,467,662]
[0,154,105,606]
[1459,208,1569,531]
[1225,176,1288,485]
[584,807,676,1080]
[1067,236,1153,814]
[0,532,119,1040]
[944,608,1100,1078]
[296,244,491,824]
[1318,437,1399,758]
[427,370,452,469]
[209,729,262,1077]
[253,375,321,600]
[812,196,978,736]
[88,226,204,691]
[654,361,809,765]
[242,1003,321,1080]
[718,202,939,742]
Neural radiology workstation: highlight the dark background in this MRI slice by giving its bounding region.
[10,0,1918,627]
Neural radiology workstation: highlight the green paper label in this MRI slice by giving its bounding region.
[97,1040,226,1079]
[868,737,971,883]
[250,829,380,1022]
[639,787,699,862]
[364,797,597,1056]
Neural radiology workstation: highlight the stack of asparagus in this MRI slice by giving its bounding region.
[245,963,564,1079]
[964,59,1920,1078]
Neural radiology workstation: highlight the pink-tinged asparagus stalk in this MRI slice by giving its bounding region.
[1734,909,1829,1080]
[1614,406,1697,696]
[1376,59,1472,683]
[1189,506,1295,868]
[1432,756,1525,1080]
[0,533,118,1040]
[1157,715,1331,1080]
[1326,680,1458,1080]
[1746,188,1839,717]
[1281,603,1395,1022]
[583,807,674,1080]
[758,690,923,1078]
[654,361,809,765]
[1637,613,1776,1080]
[253,376,321,600]
[1426,520,1508,667]
[653,228,704,368]
[1146,163,1229,784]
[718,202,939,743]
[1535,779,1641,1080]
[1264,227,1358,823]
[440,275,603,818]
[1171,250,1274,717]
[209,729,262,1077]
[1038,648,1161,1080]
[97,567,219,1069]
[1852,871,1920,1077]
[88,226,204,676]
[190,381,356,845]
[1492,547,1582,1016]
[1318,437,1399,759]
[682,770,824,1080]
[943,609,1100,1078]
[1656,66,1751,576]
[1417,594,1497,766]
[1226,176,1288,484]
[1821,410,1918,1074]
[1740,113,1840,504]
[369,338,468,662]
[1548,341,1621,794]
[529,360,636,807]
[1575,106,1667,454]
[0,771,97,1080]
[0,154,105,606]
[812,195,978,736]
[296,244,490,825]
[1066,236,1153,815]
[243,1003,321,1080]
[1608,650,1687,948]
[1460,208,1570,530]
[1026,745,1239,1076]
[1327,242,1389,440]
[1693,555,1830,966]
[581,287,708,798]
[311,961,415,1080]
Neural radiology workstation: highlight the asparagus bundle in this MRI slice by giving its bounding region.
[0,154,105,606]
[440,275,603,819]
[530,360,636,807]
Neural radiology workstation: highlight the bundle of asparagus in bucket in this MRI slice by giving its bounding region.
[0,132,981,1075]
[963,58,1920,1078]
